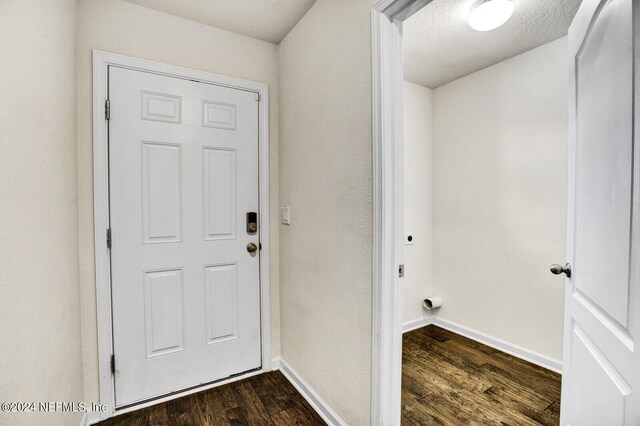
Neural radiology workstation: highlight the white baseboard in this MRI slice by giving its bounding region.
[402,315,432,333]
[273,357,346,426]
[402,316,562,374]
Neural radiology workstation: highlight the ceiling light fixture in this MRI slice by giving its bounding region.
[468,0,514,32]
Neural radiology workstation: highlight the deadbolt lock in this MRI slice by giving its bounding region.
[246,212,258,234]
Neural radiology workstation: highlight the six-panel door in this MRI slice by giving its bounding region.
[561,0,640,423]
[109,67,261,407]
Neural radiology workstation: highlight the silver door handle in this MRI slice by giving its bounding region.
[550,263,571,278]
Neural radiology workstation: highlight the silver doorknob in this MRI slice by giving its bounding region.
[550,263,571,278]
[247,242,258,254]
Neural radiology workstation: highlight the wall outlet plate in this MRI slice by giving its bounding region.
[405,233,414,245]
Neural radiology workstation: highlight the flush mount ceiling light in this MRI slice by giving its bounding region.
[468,0,514,32]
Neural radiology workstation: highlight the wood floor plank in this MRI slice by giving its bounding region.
[218,382,244,411]
[97,371,326,426]
[270,407,305,426]
[234,381,274,425]
[545,401,561,417]
[249,369,301,415]
[271,397,327,426]
[407,367,541,426]
[193,388,229,425]
[271,406,316,426]
[427,328,561,399]
[402,325,561,425]
[225,405,251,425]
[166,394,201,425]
[479,366,556,411]
[147,404,168,425]
[401,395,445,426]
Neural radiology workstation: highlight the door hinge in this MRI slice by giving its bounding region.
[399,264,405,278]
[255,92,261,102]
[110,354,115,374]
[105,99,111,120]
[106,228,112,249]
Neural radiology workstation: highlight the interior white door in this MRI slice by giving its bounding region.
[108,66,261,407]
[561,0,639,424]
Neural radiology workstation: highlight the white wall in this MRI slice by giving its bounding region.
[76,0,281,403]
[432,38,568,361]
[403,81,434,325]
[0,1,84,425]
[278,0,376,423]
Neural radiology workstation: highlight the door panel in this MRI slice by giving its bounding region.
[204,263,239,344]
[141,91,182,124]
[143,268,185,357]
[574,0,632,327]
[203,148,237,240]
[566,325,628,426]
[109,66,261,407]
[562,0,639,423]
[141,142,183,244]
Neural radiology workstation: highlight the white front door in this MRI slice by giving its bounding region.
[560,0,639,423]
[108,66,262,407]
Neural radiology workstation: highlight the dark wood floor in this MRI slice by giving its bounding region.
[402,325,562,425]
[98,326,560,425]
[98,371,326,426]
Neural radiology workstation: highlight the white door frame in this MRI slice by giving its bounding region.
[92,50,272,421]
[370,1,432,424]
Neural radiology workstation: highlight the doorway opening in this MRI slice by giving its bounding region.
[399,1,574,422]
[372,0,639,424]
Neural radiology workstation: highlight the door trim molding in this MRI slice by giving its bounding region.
[370,2,432,424]
[92,50,272,421]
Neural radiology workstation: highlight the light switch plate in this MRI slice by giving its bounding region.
[281,205,291,225]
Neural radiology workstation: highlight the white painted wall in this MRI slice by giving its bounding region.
[0,1,84,425]
[431,38,568,361]
[403,81,434,325]
[278,0,377,423]
[76,0,281,403]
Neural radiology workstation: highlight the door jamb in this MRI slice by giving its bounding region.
[92,50,272,421]
[370,2,432,425]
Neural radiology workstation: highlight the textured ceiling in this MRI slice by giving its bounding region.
[403,0,581,88]
[123,0,316,44]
